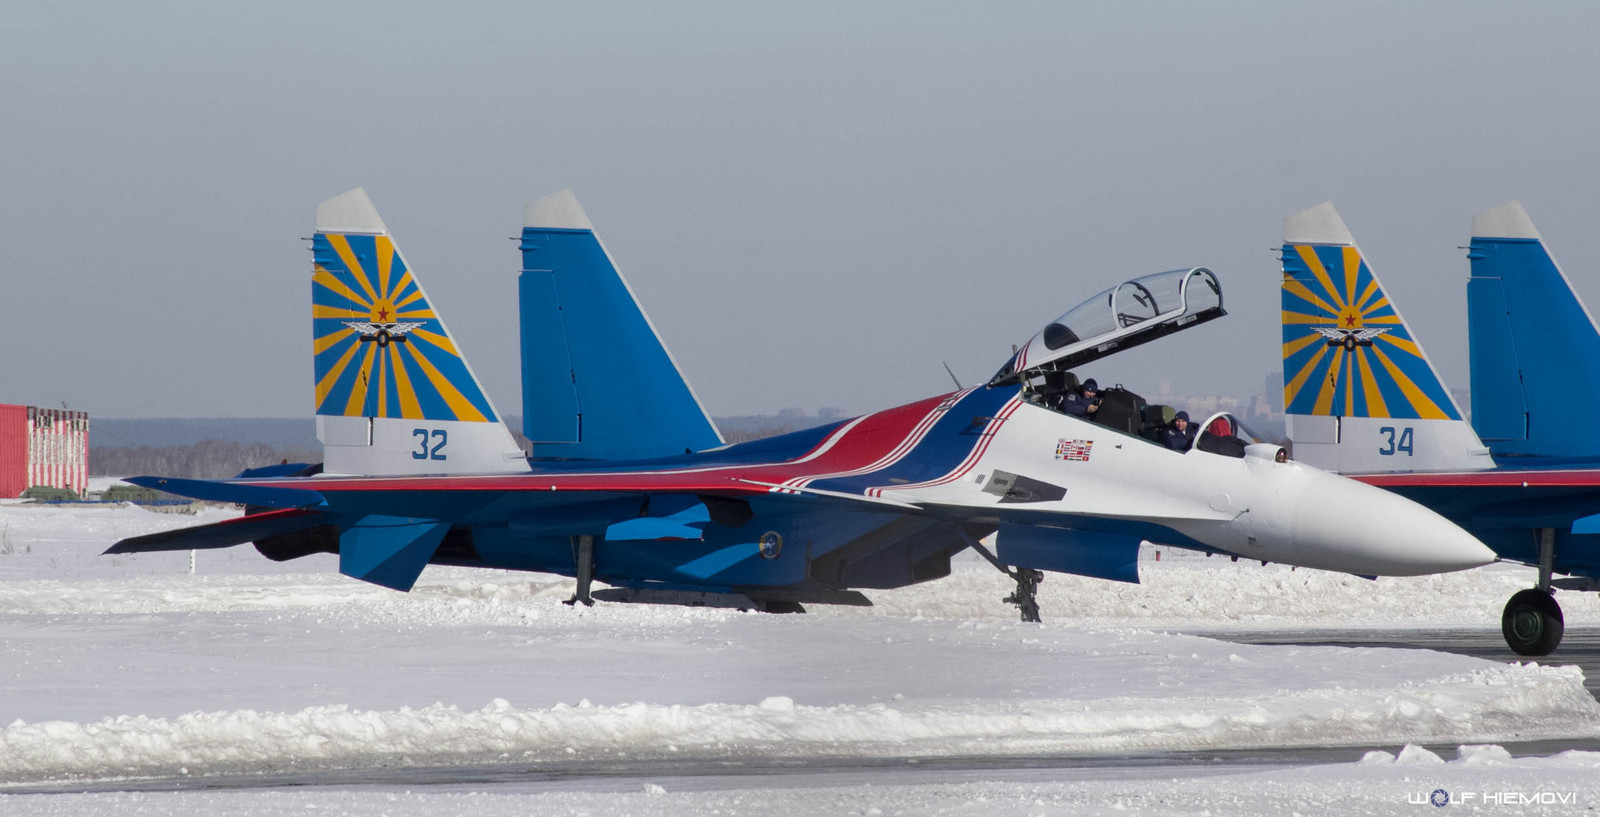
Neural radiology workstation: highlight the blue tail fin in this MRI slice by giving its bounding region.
[1468,201,1600,458]
[1280,202,1492,473]
[518,190,723,460]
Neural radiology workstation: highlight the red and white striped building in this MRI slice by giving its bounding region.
[0,405,89,498]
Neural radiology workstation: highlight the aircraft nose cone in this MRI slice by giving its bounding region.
[1291,472,1495,576]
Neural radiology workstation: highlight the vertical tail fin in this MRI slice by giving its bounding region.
[1280,202,1492,473]
[518,190,723,460]
[1468,201,1600,458]
[312,188,528,475]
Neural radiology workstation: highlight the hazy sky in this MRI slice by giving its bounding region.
[4,1,1598,420]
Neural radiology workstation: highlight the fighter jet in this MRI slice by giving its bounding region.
[108,190,1493,622]
[1280,201,1600,655]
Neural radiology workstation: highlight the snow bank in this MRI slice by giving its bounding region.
[3,662,1595,784]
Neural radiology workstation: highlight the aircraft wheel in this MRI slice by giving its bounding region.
[1501,589,1564,656]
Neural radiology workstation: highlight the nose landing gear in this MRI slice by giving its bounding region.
[1501,588,1563,656]
[1501,527,1564,656]
[963,533,1044,623]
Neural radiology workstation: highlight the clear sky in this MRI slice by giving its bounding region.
[3,1,1598,419]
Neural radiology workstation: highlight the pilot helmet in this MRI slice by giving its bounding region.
[1081,378,1099,392]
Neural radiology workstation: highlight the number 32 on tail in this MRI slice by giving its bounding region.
[413,429,448,460]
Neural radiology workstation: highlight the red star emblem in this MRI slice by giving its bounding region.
[1343,313,1356,327]
[376,306,390,321]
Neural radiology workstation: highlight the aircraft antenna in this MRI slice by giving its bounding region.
[942,362,964,389]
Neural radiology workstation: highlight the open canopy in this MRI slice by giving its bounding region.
[990,267,1225,385]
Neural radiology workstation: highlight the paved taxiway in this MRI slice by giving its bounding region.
[1200,626,1600,700]
[7,628,1597,796]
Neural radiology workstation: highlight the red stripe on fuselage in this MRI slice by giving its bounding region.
[1356,469,1600,488]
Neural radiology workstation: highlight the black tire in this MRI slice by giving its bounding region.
[1502,589,1564,656]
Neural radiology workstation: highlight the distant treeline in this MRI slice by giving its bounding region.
[92,440,321,479]
[722,426,795,444]
[92,418,318,450]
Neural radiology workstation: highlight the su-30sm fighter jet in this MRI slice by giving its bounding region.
[1280,201,1600,654]
[109,190,1494,620]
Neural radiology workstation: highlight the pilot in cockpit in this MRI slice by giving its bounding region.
[1162,411,1196,451]
[1062,378,1101,419]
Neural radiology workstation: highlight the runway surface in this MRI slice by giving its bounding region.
[1200,626,1600,700]
[8,627,1598,797]
[8,737,1600,797]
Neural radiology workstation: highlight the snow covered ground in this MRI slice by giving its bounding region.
[1,502,1598,815]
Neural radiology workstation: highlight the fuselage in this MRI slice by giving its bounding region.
[250,384,1494,588]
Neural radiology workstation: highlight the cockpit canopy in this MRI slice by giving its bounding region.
[989,267,1225,386]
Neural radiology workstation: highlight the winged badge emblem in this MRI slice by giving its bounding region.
[1312,326,1391,350]
[343,320,425,348]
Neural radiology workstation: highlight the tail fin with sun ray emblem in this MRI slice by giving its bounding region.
[312,188,530,476]
[1280,202,1493,474]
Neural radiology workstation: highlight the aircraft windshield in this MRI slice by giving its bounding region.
[992,268,1224,385]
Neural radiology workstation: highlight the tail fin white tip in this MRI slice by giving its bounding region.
[315,188,390,235]
[1472,200,1541,240]
[524,188,594,230]
[1284,201,1355,246]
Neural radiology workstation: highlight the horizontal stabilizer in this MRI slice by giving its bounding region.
[126,476,325,508]
[234,462,316,479]
[104,508,330,554]
[995,522,1140,583]
[339,515,450,592]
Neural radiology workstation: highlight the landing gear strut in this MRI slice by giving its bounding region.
[1003,568,1044,623]
[564,534,595,607]
[1501,528,1563,656]
[968,538,1043,623]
